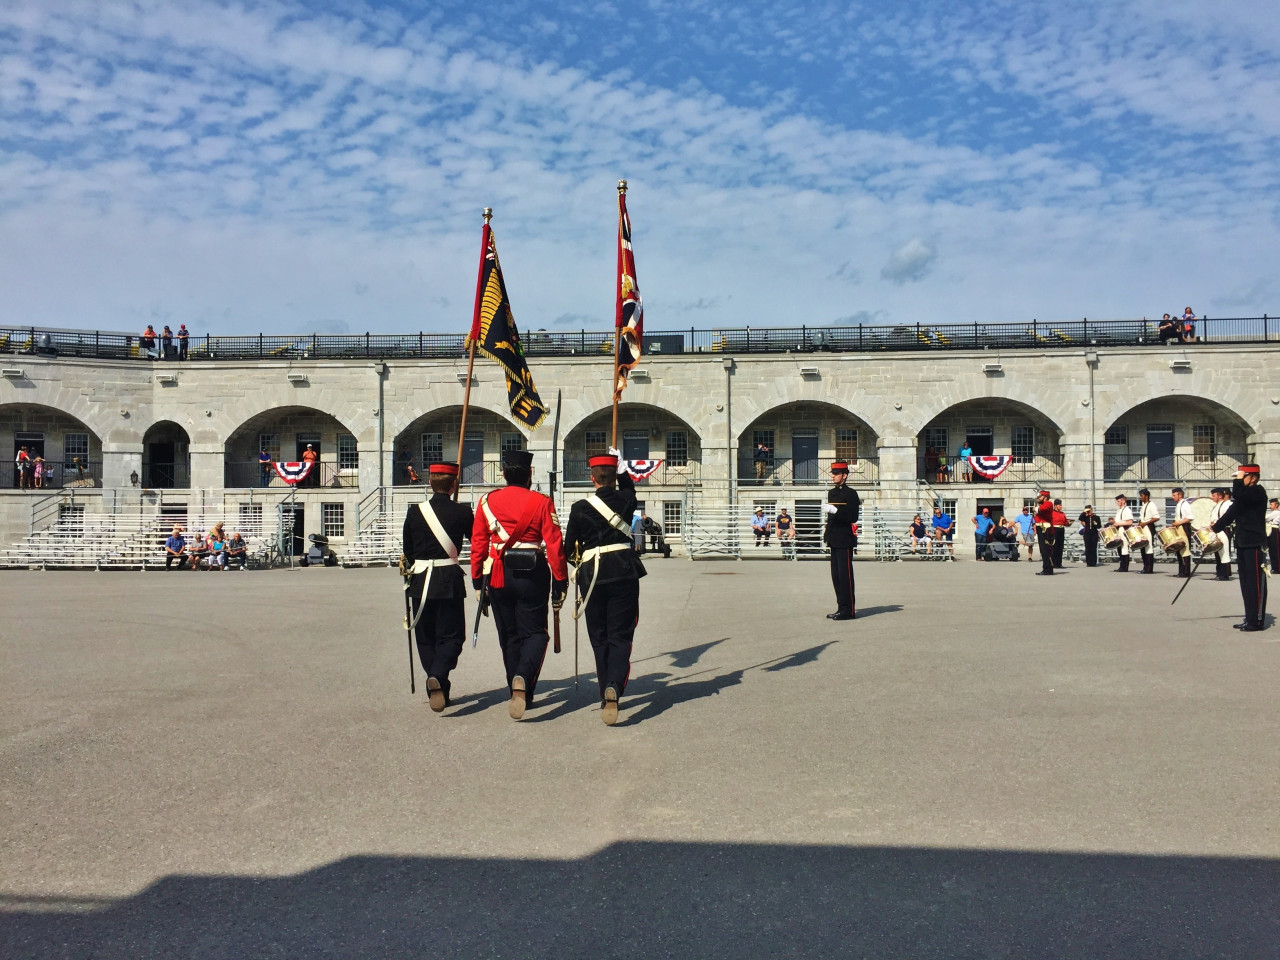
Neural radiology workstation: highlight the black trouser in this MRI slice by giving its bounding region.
[1083,533,1099,567]
[1053,529,1065,568]
[1037,530,1055,574]
[829,547,855,614]
[1178,551,1192,578]
[584,578,639,698]
[165,553,187,570]
[1268,531,1280,574]
[1237,545,1268,627]
[489,561,551,698]
[410,579,466,698]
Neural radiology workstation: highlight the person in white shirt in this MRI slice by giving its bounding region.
[1112,493,1134,573]
[1136,488,1160,575]
[1266,496,1280,575]
[1169,488,1195,579]
[1209,488,1233,581]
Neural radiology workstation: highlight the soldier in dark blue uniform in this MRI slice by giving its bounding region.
[824,461,861,620]
[565,451,646,725]
[402,461,474,712]
[1211,464,1269,632]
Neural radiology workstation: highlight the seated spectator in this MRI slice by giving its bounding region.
[188,530,210,570]
[930,505,955,558]
[164,527,188,570]
[1158,313,1179,344]
[776,507,796,557]
[908,514,928,554]
[1181,306,1197,342]
[208,531,228,570]
[751,507,771,545]
[227,532,248,570]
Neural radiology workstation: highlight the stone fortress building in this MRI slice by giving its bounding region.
[1,317,1276,560]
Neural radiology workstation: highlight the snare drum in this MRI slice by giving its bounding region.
[1157,526,1188,555]
[1102,525,1124,549]
[1123,526,1147,547]
[1193,527,1222,554]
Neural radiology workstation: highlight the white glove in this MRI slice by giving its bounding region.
[823,503,838,515]
[609,447,627,473]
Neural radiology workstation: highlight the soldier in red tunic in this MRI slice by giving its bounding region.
[470,449,568,719]
[1034,490,1056,576]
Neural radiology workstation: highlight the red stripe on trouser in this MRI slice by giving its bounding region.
[847,552,855,614]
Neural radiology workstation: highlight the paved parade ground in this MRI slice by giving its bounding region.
[2,559,1278,958]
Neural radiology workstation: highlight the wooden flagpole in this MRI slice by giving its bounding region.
[455,207,491,501]
[610,181,626,450]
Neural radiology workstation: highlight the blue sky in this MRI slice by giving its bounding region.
[2,0,1278,334]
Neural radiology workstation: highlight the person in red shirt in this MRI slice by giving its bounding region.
[470,449,568,719]
[1051,498,1072,568]
[1034,490,1056,576]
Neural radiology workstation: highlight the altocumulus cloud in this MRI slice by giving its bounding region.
[881,239,937,285]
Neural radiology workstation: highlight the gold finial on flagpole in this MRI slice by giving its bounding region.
[483,207,493,222]
[617,180,627,193]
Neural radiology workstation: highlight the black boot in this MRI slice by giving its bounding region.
[1118,556,1130,572]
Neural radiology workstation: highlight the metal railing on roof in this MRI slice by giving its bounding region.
[2,315,1275,362]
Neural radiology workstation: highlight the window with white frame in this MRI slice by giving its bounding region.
[322,503,345,538]
[752,429,775,464]
[258,433,281,461]
[1104,425,1128,446]
[939,498,957,522]
[63,433,89,469]
[337,434,358,471]
[924,426,948,453]
[662,500,682,535]
[239,503,263,535]
[1192,424,1216,463]
[421,433,443,467]
[501,432,527,452]
[666,430,689,467]
[1011,426,1035,463]
[585,430,607,458]
[835,428,858,464]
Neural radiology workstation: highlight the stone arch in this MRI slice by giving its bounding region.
[915,397,1065,484]
[224,405,363,489]
[563,402,703,487]
[391,404,527,487]
[1,402,104,489]
[1099,394,1254,484]
[142,420,191,488]
[737,399,880,486]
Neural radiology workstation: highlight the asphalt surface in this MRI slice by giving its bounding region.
[2,557,1277,958]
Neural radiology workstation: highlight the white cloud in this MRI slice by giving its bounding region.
[880,239,937,285]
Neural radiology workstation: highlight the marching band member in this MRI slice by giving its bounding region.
[1034,490,1055,576]
[1051,499,1071,568]
[470,449,569,720]
[1266,497,1280,575]
[1209,488,1233,581]
[1077,505,1102,567]
[1112,493,1134,573]
[1169,488,1195,578]
[401,461,473,713]
[1136,488,1159,575]
[1211,465,1269,631]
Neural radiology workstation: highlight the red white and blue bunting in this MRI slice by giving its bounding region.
[968,455,1012,480]
[274,461,314,485]
[623,459,663,481]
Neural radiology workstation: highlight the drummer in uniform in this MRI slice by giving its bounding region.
[1111,493,1134,573]
[1135,488,1160,575]
[1168,488,1195,578]
[564,448,646,725]
[1077,505,1102,567]
[1211,465,1269,631]
[470,449,569,719]
[823,461,860,619]
[1051,499,1071,568]
[1266,497,1280,575]
[1209,487,1233,581]
[402,461,474,712]
[1034,490,1055,576]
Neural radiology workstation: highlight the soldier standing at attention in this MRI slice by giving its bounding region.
[1209,488,1233,581]
[1051,499,1071,568]
[564,448,646,726]
[1034,490,1055,576]
[1169,488,1195,579]
[470,449,568,719]
[823,461,860,620]
[1135,488,1160,575]
[1112,493,1134,573]
[1211,465,1269,631]
[402,461,474,713]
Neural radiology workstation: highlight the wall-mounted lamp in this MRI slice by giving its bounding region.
[982,363,1003,374]
[1169,359,1192,371]
[799,366,820,379]
[631,368,651,381]
[130,470,139,487]
[156,373,178,385]
[287,373,308,384]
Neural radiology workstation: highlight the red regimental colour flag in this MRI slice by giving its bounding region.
[615,190,643,393]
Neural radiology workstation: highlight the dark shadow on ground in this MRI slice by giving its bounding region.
[762,641,838,672]
[4,843,1277,959]
[855,603,903,619]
